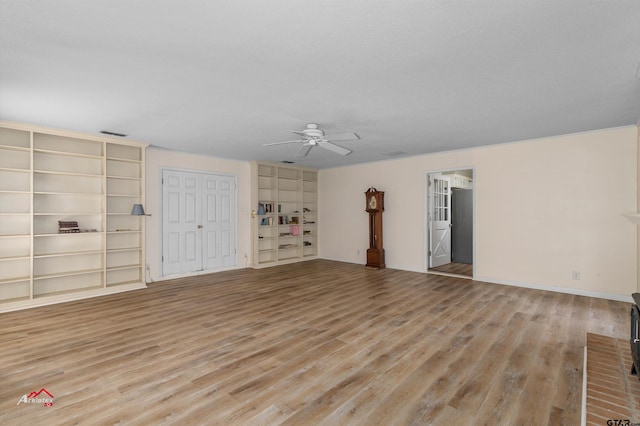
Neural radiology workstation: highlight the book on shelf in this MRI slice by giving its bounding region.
[58,220,80,233]
[258,203,276,214]
[58,221,79,227]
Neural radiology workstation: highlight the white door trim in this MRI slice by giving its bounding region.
[424,167,476,278]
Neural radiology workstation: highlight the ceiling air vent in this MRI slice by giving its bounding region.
[281,160,295,164]
[100,130,127,137]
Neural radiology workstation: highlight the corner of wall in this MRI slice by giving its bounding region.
[637,124,640,293]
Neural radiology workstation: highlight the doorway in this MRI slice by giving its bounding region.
[427,169,474,279]
[162,169,237,277]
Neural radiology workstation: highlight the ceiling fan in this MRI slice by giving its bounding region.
[264,123,359,158]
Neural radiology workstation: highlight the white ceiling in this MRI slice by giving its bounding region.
[1,1,639,169]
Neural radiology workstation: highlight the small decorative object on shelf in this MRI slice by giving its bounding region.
[58,221,80,233]
[130,204,150,216]
[365,187,385,269]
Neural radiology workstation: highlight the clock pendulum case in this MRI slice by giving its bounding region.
[365,188,385,269]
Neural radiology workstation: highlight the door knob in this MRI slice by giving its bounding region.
[197,224,203,229]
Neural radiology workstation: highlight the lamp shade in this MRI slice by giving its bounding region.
[131,204,146,216]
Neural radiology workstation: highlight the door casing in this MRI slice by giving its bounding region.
[425,168,476,277]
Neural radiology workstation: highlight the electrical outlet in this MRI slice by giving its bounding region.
[572,271,581,280]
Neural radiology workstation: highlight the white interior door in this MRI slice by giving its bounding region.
[162,170,236,276]
[163,170,202,275]
[202,175,236,270]
[429,175,452,268]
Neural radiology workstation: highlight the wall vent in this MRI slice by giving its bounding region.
[100,130,127,137]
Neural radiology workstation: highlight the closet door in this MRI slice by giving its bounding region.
[162,169,203,275]
[202,174,236,270]
[162,169,237,276]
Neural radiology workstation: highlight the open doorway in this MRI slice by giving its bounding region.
[426,169,474,279]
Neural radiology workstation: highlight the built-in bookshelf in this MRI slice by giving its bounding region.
[0,127,32,303]
[251,161,318,267]
[0,122,147,312]
[105,143,144,288]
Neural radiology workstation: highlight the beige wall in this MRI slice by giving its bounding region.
[319,126,638,300]
[144,147,252,281]
[143,126,637,300]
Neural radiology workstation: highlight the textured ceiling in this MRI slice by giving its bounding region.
[1,1,639,169]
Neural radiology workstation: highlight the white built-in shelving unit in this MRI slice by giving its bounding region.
[0,122,147,312]
[251,161,318,267]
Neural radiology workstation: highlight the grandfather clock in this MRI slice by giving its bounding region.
[365,188,385,269]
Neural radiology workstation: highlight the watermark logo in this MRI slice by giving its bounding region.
[16,388,54,407]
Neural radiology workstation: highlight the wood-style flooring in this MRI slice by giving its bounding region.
[429,262,473,278]
[0,260,630,425]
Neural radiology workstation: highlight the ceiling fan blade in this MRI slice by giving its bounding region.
[263,139,303,147]
[295,144,313,158]
[318,141,352,156]
[325,132,359,142]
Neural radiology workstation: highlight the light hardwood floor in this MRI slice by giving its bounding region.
[0,260,630,425]
[429,262,473,278]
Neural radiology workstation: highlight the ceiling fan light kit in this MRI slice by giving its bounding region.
[264,123,360,158]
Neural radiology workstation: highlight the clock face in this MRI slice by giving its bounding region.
[368,195,377,210]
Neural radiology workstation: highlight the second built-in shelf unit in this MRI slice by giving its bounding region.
[251,161,318,268]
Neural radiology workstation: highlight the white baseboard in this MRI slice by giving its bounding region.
[154,265,246,283]
[319,256,633,303]
[319,256,424,273]
[474,275,634,303]
[0,282,147,313]
[386,263,425,273]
